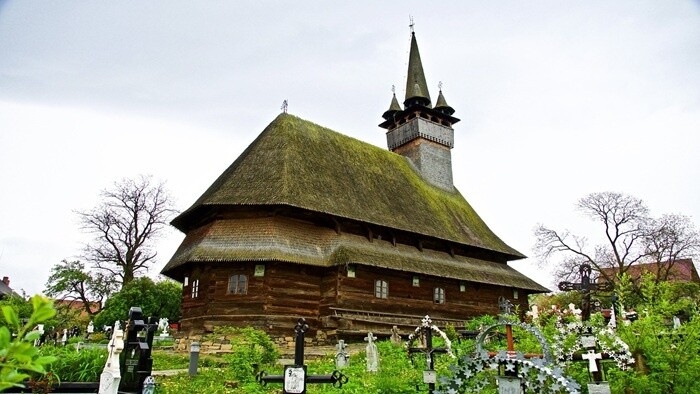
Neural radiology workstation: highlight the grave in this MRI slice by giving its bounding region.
[334,339,349,369]
[364,332,379,372]
[118,307,157,394]
[558,264,613,321]
[256,318,348,393]
[98,321,125,394]
[437,299,580,393]
[406,315,455,394]
[556,265,633,393]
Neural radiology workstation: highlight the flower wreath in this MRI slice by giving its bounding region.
[406,315,456,359]
[551,315,634,370]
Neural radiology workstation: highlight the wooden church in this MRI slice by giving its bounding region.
[161,30,548,341]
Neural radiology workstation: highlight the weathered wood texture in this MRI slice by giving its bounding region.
[179,261,530,342]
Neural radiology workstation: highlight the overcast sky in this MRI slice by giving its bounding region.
[1,1,699,296]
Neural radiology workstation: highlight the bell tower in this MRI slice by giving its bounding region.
[379,30,459,191]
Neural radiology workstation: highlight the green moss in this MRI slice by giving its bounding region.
[172,113,522,259]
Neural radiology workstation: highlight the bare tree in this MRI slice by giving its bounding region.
[78,176,176,288]
[44,259,117,316]
[535,192,699,287]
[643,214,700,283]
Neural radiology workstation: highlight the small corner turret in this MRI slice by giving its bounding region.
[379,28,460,191]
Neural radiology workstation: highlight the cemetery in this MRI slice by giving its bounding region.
[2,269,699,393]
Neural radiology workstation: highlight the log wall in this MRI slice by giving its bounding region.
[179,261,531,343]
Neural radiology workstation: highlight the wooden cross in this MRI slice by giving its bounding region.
[558,264,613,321]
[256,318,348,393]
[408,317,449,394]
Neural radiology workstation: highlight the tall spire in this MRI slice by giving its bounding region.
[404,31,431,108]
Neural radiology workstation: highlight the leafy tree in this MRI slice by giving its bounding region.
[0,295,57,391]
[94,277,181,328]
[43,260,117,317]
[78,175,176,288]
[535,192,700,288]
[0,295,32,331]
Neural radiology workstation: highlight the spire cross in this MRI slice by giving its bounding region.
[409,16,415,33]
[391,84,395,94]
[281,99,288,113]
[438,81,443,92]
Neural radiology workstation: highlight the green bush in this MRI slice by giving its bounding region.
[38,346,106,382]
[0,295,57,391]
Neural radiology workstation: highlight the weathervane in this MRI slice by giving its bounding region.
[409,15,415,33]
[281,99,288,113]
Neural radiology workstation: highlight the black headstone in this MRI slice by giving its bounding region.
[118,307,157,394]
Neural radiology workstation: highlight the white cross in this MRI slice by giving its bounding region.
[526,305,539,320]
[581,350,602,372]
[568,303,582,318]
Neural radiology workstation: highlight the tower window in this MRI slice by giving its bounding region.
[228,274,248,295]
[375,279,389,299]
[434,287,445,304]
[191,279,200,298]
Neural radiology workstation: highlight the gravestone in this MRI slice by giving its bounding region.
[496,376,521,394]
[61,328,68,346]
[364,332,378,372]
[390,325,402,344]
[673,316,681,329]
[87,321,95,339]
[118,307,157,394]
[158,318,169,337]
[568,303,582,319]
[98,321,125,394]
[526,305,539,321]
[33,324,44,346]
[335,340,349,369]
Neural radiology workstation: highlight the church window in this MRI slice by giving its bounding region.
[513,289,519,299]
[375,280,388,299]
[412,275,420,287]
[459,281,466,292]
[254,265,265,277]
[347,265,356,278]
[228,274,248,295]
[434,287,445,304]
[191,279,200,298]
[184,276,189,286]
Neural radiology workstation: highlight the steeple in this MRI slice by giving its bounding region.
[378,27,461,191]
[404,32,432,108]
[382,91,402,120]
[434,85,455,116]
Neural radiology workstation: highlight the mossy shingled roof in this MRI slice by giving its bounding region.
[172,113,524,260]
[163,217,547,292]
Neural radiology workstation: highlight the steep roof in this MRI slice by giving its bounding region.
[171,113,524,261]
[404,32,431,106]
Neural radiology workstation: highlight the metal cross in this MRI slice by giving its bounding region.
[408,317,449,393]
[256,318,348,393]
[558,264,613,321]
[409,15,415,33]
[281,99,288,113]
